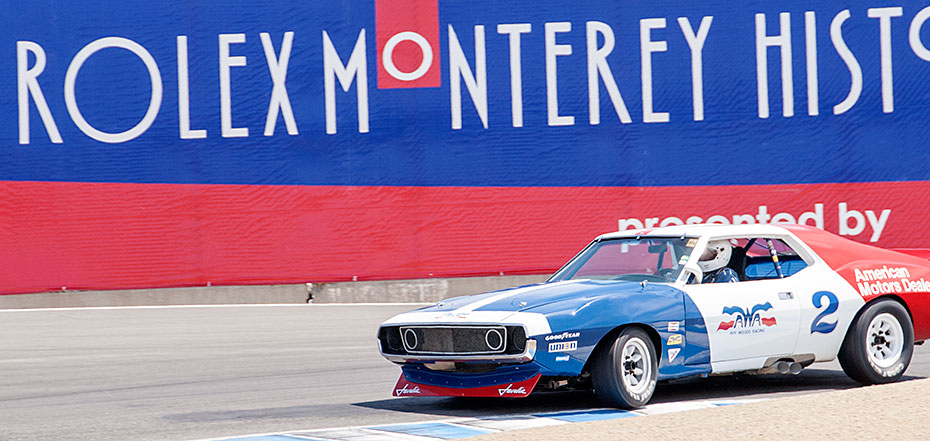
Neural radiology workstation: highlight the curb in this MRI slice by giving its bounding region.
[196,399,762,441]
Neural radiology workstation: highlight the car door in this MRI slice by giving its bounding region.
[680,237,804,372]
[684,279,801,367]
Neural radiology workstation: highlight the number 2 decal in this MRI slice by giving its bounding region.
[810,291,838,334]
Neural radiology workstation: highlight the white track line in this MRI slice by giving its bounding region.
[0,303,433,312]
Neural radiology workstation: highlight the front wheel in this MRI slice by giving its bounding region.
[838,300,914,384]
[591,327,657,408]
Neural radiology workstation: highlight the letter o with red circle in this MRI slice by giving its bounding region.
[375,0,440,88]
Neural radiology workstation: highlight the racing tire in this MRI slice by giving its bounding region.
[591,327,657,409]
[838,300,914,385]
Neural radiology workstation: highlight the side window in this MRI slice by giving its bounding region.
[700,238,746,283]
[743,238,808,280]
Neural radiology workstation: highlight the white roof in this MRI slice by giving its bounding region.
[598,223,794,241]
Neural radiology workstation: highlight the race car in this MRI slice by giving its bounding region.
[377,224,930,408]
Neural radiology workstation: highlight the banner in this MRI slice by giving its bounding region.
[3,1,930,294]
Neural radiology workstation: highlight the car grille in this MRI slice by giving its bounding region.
[379,325,527,356]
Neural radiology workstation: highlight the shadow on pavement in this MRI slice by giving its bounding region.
[352,369,924,418]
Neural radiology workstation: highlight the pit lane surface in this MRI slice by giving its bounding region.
[1,304,927,441]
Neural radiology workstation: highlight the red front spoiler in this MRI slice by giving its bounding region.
[393,373,542,398]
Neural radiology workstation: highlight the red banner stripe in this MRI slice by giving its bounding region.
[2,180,929,295]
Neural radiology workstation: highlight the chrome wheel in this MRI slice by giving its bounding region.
[592,327,658,408]
[621,338,651,396]
[866,312,903,369]
[839,300,914,385]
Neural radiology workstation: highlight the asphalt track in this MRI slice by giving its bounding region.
[0,304,927,441]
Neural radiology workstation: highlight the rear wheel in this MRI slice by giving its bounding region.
[838,300,913,384]
[591,327,657,408]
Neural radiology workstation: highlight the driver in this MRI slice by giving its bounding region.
[699,240,740,283]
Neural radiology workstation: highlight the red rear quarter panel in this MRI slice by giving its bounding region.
[785,225,930,341]
[891,248,930,261]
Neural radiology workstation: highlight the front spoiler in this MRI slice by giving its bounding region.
[393,373,542,398]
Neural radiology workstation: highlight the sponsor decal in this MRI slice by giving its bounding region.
[668,348,681,362]
[853,265,930,296]
[395,384,421,396]
[686,239,698,247]
[548,341,578,352]
[717,302,777,334]
[545,331,580,341]
[668,321,680,332]
[554,355,570,362]
[666,334,683,346]
[498,384,528,396]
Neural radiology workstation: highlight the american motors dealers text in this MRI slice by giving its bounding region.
[855,266,930,296]
[15,5,930,144]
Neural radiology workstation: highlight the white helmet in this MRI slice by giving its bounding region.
[698,240,732,272]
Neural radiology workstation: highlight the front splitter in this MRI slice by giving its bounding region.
[393,372,542,397]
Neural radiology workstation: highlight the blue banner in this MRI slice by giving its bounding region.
[4,1,930,187]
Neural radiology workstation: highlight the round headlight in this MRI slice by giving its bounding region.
[402,328,418,350]
[485,328,504,351]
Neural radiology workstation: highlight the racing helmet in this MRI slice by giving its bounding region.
[698,240,732,273]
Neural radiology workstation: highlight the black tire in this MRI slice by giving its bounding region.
[838,299,914,385]
[591,327,657,408]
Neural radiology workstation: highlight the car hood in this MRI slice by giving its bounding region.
[382,279,686,337]
[417,279,672,314]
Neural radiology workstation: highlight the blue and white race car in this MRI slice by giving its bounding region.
[377,224,930,408]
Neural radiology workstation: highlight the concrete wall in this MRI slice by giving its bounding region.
[309,275,549,303]
[0,274,550,309]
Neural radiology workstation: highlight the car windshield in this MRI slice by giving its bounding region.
[550,237,696,283]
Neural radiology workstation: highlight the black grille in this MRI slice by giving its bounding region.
[379,325,528,356]
[402,326,506,354]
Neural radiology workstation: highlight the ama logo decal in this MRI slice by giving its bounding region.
[717,302,777,333]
